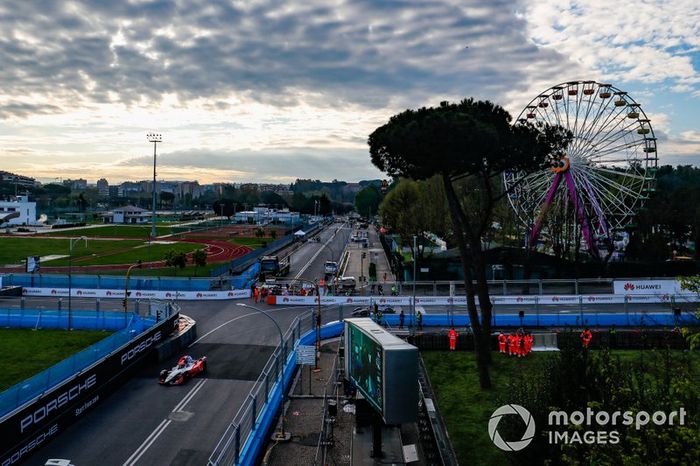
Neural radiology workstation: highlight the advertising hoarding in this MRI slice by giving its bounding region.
[613,279,685,295]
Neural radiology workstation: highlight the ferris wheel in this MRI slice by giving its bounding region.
[503,80,658,258]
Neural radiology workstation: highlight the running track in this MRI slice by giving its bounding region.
[0,237,252,273]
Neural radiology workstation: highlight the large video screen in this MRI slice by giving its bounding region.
[348,322,383,413]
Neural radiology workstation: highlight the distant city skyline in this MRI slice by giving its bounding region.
[1,1,699,182]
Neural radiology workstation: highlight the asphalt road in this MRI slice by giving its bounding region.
[23,224,351,466]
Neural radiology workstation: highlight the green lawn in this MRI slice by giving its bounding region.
[422,350,700,466]
[0,237,142,266]
[228,236,270,248]
[48,242,199,266]
[0,329,111,391]
[47,224,174,238]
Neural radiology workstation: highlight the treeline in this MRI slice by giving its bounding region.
[377,165,700,263]
[627,165,700,260]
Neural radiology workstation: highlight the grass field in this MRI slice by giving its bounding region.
[0,237,203,267]
[422,350,700,466]
[0,328,111,391]
[0,237,143,266]
[228,236,270,248]
[48,242,199,266]
[46,225,174,238]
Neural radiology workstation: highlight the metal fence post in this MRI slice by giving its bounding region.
[538,279,543,295]
[574,279,579,295]
[251,395,257,428]
[502,280,506,295]
[579,296,584,325]
[20,297,25,310]
[96,298,100,312]
[264,372,269,403]
[275,353,280,381]
[234,424,240,465]
[58,298,62,311]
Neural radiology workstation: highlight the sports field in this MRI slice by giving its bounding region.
[0,328,111,391]
[0,224,268,275]
[46,225,174,238]
[0,237,144,266]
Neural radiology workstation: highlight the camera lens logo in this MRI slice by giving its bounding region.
[488,404,536,451]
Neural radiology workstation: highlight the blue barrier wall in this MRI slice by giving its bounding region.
[4,274,213,291]
[237,321,344,466]
[0,309,150,331]
[379,312,700,328]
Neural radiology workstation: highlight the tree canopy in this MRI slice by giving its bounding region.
[369,98,570,389]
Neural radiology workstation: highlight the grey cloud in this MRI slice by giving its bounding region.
[0,102,63,119]
[0,0,577,117]
[120,147,384,182]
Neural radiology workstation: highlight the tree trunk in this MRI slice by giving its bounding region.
[442,174,492,389]
[469,235,493,364]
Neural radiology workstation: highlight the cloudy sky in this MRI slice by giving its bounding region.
[1,0,699,184]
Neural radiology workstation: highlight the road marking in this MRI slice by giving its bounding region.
[294,233,338,279]
[123,418,171,466]
[189,305,309,346]
[172,378,207,412]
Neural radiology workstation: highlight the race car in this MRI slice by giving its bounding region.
[159,355,207,385]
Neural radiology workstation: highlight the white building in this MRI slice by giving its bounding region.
[233,207,300,224]
[103,205,151,224]
[0,195,37,225]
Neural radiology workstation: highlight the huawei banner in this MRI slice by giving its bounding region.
[612,280,688,295]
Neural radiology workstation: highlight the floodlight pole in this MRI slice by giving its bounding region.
[146,132,162,240]
[68,236,87,330]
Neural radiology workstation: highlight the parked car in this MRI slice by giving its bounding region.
[333,276,356,291]
[324,261,339,275]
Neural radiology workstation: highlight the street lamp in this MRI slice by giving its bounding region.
[146,132,162,240]
[123,261,143,327]
[236,303,291,440]
[285,277,322,370]
[68,236,88,330]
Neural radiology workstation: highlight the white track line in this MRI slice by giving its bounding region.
[294,234,336,279]
[190,305,310,346]
[123,305,311,464]
[123,419,171,466]
[172,378,207,412]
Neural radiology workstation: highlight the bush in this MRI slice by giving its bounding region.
[502,342,700,465]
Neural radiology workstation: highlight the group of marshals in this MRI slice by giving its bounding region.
[498,331,534,357]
